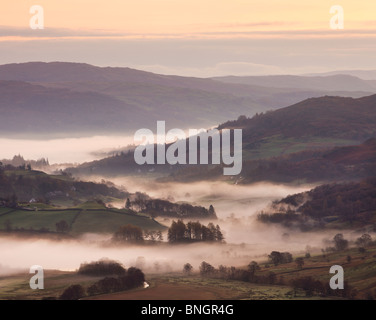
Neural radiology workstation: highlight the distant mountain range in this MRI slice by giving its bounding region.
[213,74,376,92]
[303,70,376,80]
[0,62,375,138]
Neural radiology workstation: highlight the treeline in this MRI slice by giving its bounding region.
[125,193,217,219]
[168,220,224,243]
[111,220,224,245]
[58,260,145,300]
[0,155,49,169]
[258,178,376,230]
[112,224,163,244]
[0,166,127,204]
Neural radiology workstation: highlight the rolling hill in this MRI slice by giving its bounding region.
[66,94,376,181]
[0,62,374,137]
[258,177,376,231]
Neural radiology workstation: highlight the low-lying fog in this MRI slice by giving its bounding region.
[1,178,370,275]
[0,136,134,164]
[1,138,371,277]
[0,228,370,276]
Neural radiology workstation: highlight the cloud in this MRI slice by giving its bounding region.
[0,26,128,38]
[1,25,376,41]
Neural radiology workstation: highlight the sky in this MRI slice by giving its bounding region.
[1,0,376,76]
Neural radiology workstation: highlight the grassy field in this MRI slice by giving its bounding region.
[71,209,164,234]
[0,272,332,301]
[0,209,80,231]
[85,275,331,300]
[0,203,166,235]
[0,271,103,300]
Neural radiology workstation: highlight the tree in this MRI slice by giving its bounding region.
[156,230,163,241]
[55,220,69,233]
[355,234,372,248]
[125,198,131,209]
[269,251,283,266]
[247,261,260,275]
[281,252,293,263]
[144,230,163,242]
[295,257,304,269]
[215,224,224,242]
[167,220,187,243]
[190,221,202,240]
[208,205,217,217]
[333,233,348,251]
[199,261,215,276]
[183,263,193,275]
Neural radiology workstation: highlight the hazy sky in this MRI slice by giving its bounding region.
[1,0,376,76]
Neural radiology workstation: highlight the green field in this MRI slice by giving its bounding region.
[71,209,164,234]
[0,271,103,300]
[0,205,166,235]
[0,209,79,231]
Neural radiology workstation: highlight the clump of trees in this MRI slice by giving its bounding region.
[87,267,145,296]
[78,259,126,276]
[324,233,350,252]
[125,194,217,219]
[167,220,224,243]
[356,234,373,250]
[60,262,145,299]
[268,251,293,266]
[112,224,144,243]
[144,230,163,242]
[112,224,163,244]
[198,261,277,285]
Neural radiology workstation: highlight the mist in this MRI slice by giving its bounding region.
[1,140,370,277]
[1,227,371,276]
[0,135,135,164]
[1,175,359,275]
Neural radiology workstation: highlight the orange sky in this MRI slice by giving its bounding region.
[2,0,376,39]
